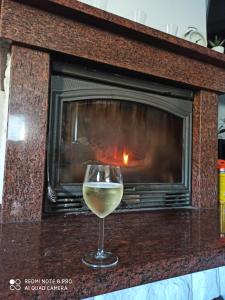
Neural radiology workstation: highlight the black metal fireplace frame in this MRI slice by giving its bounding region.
[45,61,193,214]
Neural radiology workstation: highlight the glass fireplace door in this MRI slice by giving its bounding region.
[60,100,183,184]
[46,66,192,214]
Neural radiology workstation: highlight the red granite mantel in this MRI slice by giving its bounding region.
[0,0,223,222]
[1,46,49,223]
[1,0,225,92]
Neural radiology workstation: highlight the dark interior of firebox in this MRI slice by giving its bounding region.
[60,99,183,184]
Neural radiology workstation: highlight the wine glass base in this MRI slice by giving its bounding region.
[82,251,118,268]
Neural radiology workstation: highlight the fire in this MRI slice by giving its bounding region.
[95,146,130,166]
[123,152,129,165]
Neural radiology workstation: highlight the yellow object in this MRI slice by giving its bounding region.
[220,204,225,237]
[219,169,225,203]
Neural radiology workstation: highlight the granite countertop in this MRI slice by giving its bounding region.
[1,209,225,299]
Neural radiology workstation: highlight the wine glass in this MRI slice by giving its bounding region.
[132,9,147,25]
[165,24,178,36]
[82,164,123,268]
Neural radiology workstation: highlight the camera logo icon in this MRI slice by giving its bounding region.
[9,279,21,290]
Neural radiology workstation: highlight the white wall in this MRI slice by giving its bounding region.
[0,54,11,204]
[80,0,207,39]
[218,95,225,139]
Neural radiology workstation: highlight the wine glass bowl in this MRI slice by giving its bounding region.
[82,164,123,268]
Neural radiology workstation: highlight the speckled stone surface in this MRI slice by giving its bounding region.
[1,45,50,223]
[0,209,225,299]
[0,0,221,222]
[8,0,225,66]
[192,91,218,208]
[1,0,225,92]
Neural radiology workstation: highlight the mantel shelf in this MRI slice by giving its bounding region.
[1,0,225,92]
[7,0,225,68]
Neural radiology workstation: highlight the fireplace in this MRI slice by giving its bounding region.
[0,0,220,223]
[46,62,193,213]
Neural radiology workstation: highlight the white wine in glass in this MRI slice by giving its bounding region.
[82,165,123,268]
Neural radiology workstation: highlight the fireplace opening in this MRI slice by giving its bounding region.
[61,100,183,184]
[46,62,193,214]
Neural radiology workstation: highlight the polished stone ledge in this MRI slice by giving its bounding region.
[1,209,225,299]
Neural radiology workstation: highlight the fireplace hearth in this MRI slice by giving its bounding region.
[46,62,193,213]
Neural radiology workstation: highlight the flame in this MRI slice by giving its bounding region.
[123,152,129,165]
[95,146,130,166]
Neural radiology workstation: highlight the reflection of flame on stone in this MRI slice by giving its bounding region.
[123,152,129,165]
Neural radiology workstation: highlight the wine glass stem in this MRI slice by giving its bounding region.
[97,217,105,256]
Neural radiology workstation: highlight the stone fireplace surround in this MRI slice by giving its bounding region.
[0,0,223,223]
[1,1,225,299]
